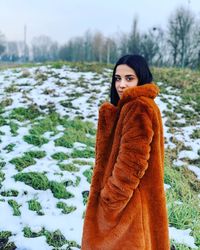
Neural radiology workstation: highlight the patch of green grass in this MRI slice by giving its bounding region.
[51,152,69,161]
[0,162,6,169]
[0,130,5,135]
[82,190,89,206]
[9,151,46,171]
[58,163,79,172]
[23,227,67,248]
[14,172,74,199]
[29,112,61,136]
[9,155,36,171]
[68,92,84,98]
[56,201,76,214]
[14,172,49,190]
[50,61,64,69]
[24,150,46,159]
[22,226,81,248]
[34,72,48,81]
[53,117,95,148]
[44,229,67,248]
[49,181,74,199]
[54,126,92,148]
[54,133,74,148]
[23,226,42,238]
[152,67,200,116]
[1,190,19,197]
[3,143,16,153]
[8,199,21,216]
[60,117,96,136]
[60,100,74,108]
[68,61,109,74]
[9,121,19,135]
[164,152,200,247]
[0,98,13,108]
[74,176,81,187]
[0,116,7,126]
[0,231,12,238]
[23,134,49,146]
[27,199,44,215]
[72,159,94,166]
[83,168,93,184]
[190,129,200,139]
[4,84,18,93]
[0,171,5,189]
[71,147,94,158]
[0,231,16,250]
[9,106,41,121]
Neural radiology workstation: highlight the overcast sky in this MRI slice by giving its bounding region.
[0,0,200,45]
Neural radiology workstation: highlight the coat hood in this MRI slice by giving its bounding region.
[99,82,160,113]
[117,82,159,108]
[97,82,160,138]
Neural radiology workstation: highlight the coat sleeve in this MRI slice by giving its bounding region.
[99,102,154,212]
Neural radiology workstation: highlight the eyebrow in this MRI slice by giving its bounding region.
[115,74,136,77]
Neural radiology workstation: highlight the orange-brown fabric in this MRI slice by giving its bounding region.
[81,82,170,250]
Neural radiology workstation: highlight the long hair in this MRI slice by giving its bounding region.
[110,54,153,106]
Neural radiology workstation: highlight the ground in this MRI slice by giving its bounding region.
[0,62,199,250]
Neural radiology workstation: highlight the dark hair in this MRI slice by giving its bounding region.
[110,54,153,106]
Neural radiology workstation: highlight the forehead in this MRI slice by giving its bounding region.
[115,64,136,75]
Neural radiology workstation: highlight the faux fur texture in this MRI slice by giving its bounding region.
[81,83,170,250]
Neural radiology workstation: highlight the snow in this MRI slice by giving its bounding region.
[164,184,171,190]
[169,227,198,249]
[188,165,200,180]
[10,234,52,250]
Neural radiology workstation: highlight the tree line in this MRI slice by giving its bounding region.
[0,6,200,68]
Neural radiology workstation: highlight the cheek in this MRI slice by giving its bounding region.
[128,80,138,87]
[134,78,139,86]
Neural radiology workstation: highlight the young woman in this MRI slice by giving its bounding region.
[81,54,170,250]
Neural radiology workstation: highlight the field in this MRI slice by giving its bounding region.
[0,62,199,250]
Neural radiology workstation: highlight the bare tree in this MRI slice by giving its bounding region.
[167,6,194,67]
[92,31,105,62]
[128,16,141,54]
[6,41,19,61]
[188,18,200,68]
[32,35,56,62]
[140,27,166,66]
[0,31,6,58]
[102,37,118,64]
[118,31,129,56]
[83,30,93,62]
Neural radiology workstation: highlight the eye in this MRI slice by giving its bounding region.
[126,76,134,81]
[115,76,121,81]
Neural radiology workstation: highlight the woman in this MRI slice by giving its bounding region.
[81,54,170,250]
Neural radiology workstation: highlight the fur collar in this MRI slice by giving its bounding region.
[98,83,160,137]
[100,82,159,113]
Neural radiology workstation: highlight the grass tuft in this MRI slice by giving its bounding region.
[14,172,49,190]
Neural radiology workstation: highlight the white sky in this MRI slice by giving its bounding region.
[0,0,200,45]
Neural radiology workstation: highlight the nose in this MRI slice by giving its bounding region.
[119,78,127,88]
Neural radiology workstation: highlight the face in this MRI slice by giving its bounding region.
[115,64,139,98]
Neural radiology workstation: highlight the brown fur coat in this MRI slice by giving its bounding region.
[81,83,170,250]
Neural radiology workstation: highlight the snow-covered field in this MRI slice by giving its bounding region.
[0,65,199,249]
